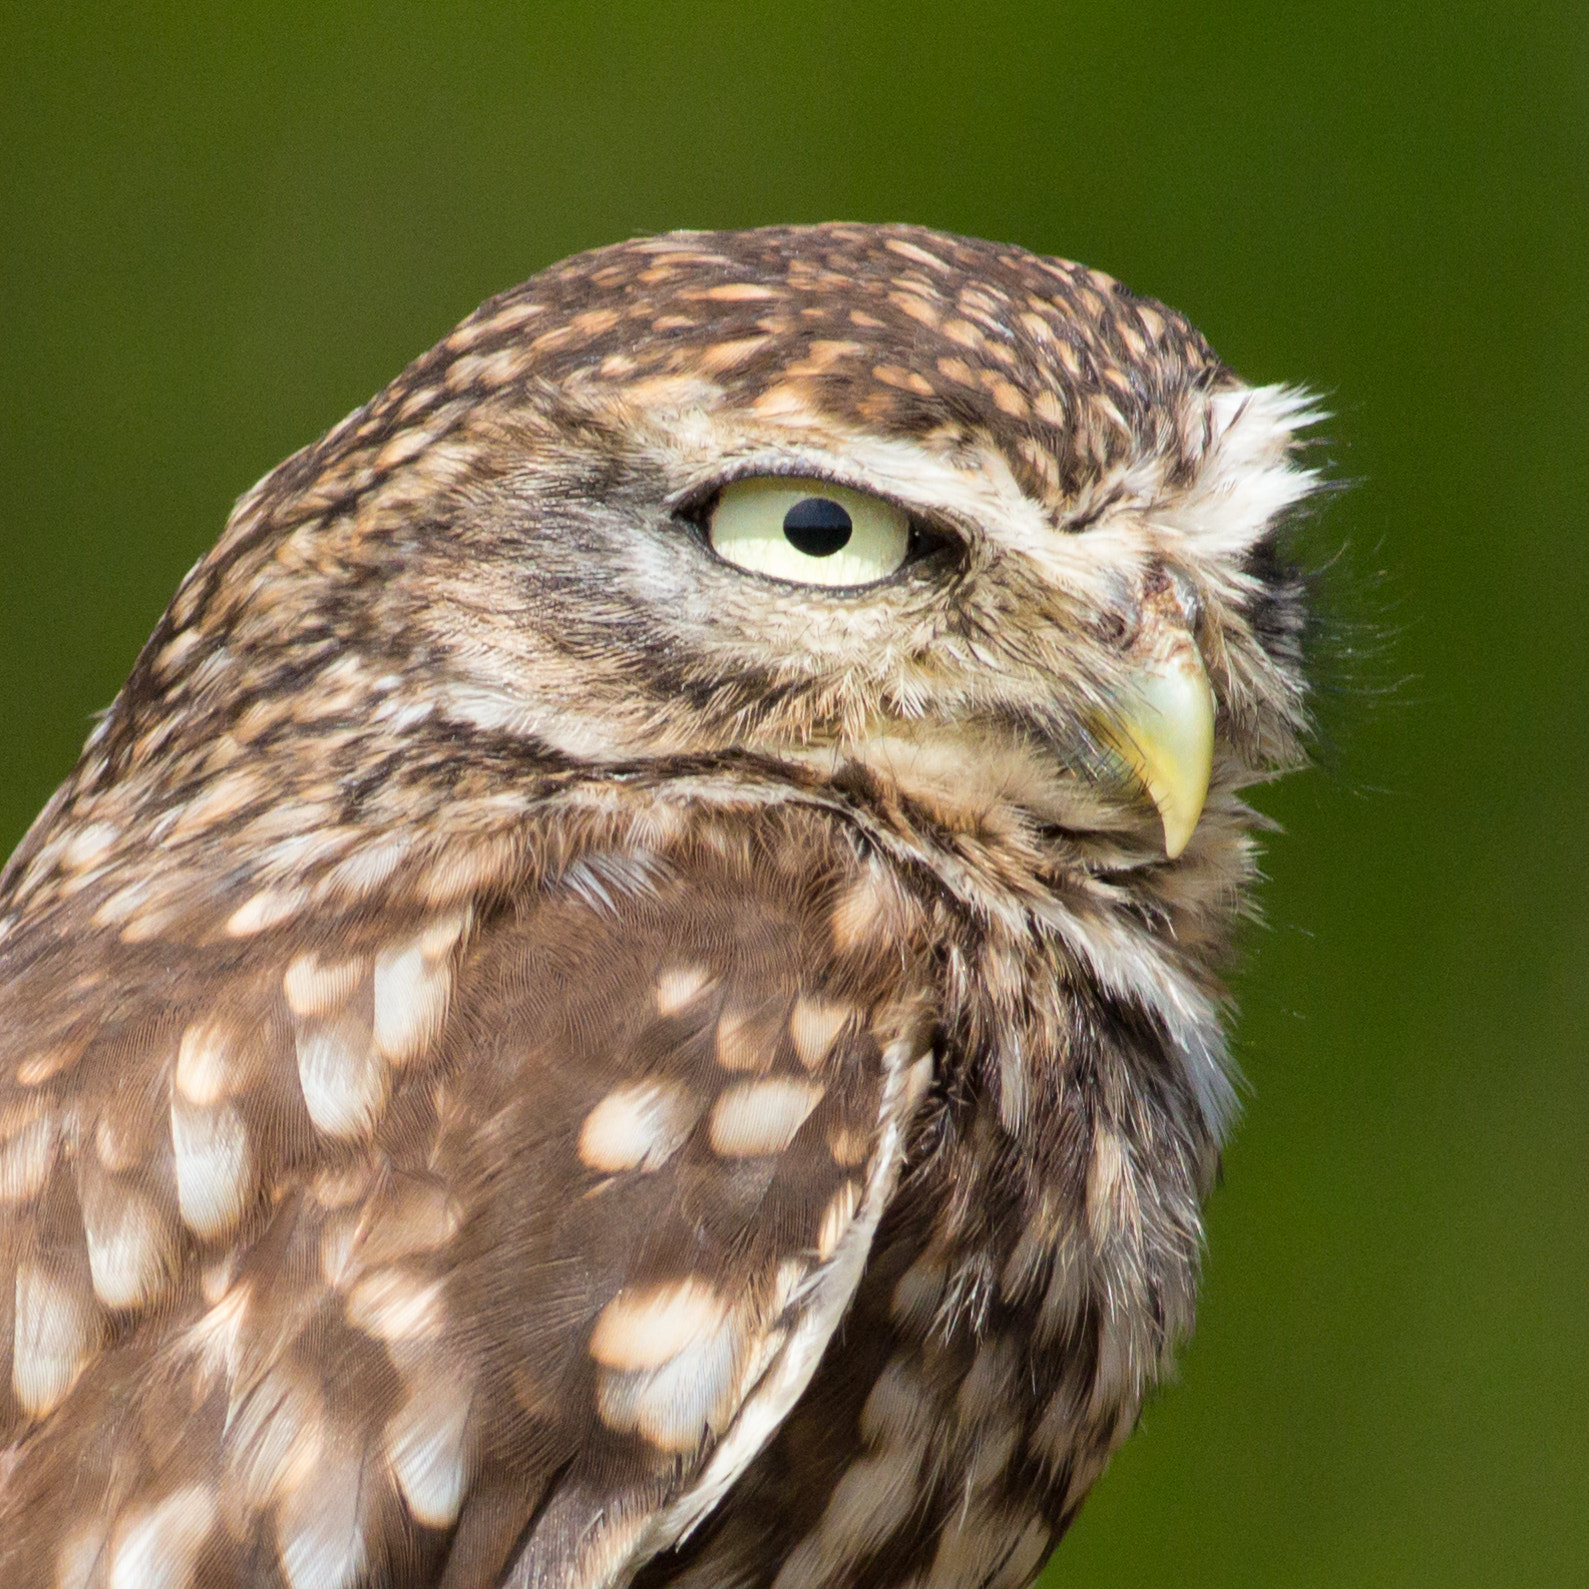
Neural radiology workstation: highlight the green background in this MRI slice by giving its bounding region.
[2,4,1583,1583]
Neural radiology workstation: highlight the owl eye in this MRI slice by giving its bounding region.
[706,477,912,587]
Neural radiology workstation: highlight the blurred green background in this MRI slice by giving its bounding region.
[2,3,1584,1583]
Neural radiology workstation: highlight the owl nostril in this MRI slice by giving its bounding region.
[1118,566,1203,653]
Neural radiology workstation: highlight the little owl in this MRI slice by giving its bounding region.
[0,225,1318,1589]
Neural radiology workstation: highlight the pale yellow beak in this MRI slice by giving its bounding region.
[1098,638,1215,859]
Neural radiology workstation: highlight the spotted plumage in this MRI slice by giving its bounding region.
[0,224,1320,1589]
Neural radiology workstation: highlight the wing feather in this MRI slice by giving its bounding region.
[0,814,934,1589]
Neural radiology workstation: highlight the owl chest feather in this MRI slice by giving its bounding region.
[636,818,1218,1589]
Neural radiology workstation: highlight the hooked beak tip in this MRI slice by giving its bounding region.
[1098,645,1215,859]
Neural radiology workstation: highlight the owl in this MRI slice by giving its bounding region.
[0,225,1318,1589]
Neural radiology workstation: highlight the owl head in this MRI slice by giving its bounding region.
[68,225,1320,917]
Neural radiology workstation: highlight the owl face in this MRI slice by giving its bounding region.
[424,397,1299,857]
[320,229,1319,867]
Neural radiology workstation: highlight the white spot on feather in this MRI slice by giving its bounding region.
[827,1122,871,1167]
[655,963,713,1016]
[1086,1128,1139,1244]
[578,1082,698,1173]
[83,1184,172,1310]
[419,910,468,958]
[109,1484,217,1589]
[54,1519,109,1589]
[296,1010,388,1139]
[828,867,897,950]
[385,1375,473,1526]
[715,1008,775,1073]
[283,952,365,1018]
[94,1108,146,1174]
[276,1447,366,1589]
[323,834,413,900]
[174,1019,243,1106]
[13,1262,97,1417]
[16,1044,79,1086]
[346,1270,446,1341]
[0,1112,55,1203]
[589,1279,726,1371]
[225,887,307,938]
[200,1253,239,1305]
[226,1369,326,1510]
[372,937,451,1063]
[318,1214,361,1289]
[596,1317,740,1452]
[709,1079,824,1158]
[789,999,853,1071]
[60,821,119,873]
[817,1182,861,1261]
[183,1283,251,1380]
[170,1096,254,1239]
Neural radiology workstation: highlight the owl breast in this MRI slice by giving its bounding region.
[635,866,1214,1589]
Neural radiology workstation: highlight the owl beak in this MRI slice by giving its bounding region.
[1097,632,1216,860]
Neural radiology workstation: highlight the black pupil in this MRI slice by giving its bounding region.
[782,497,853,557]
